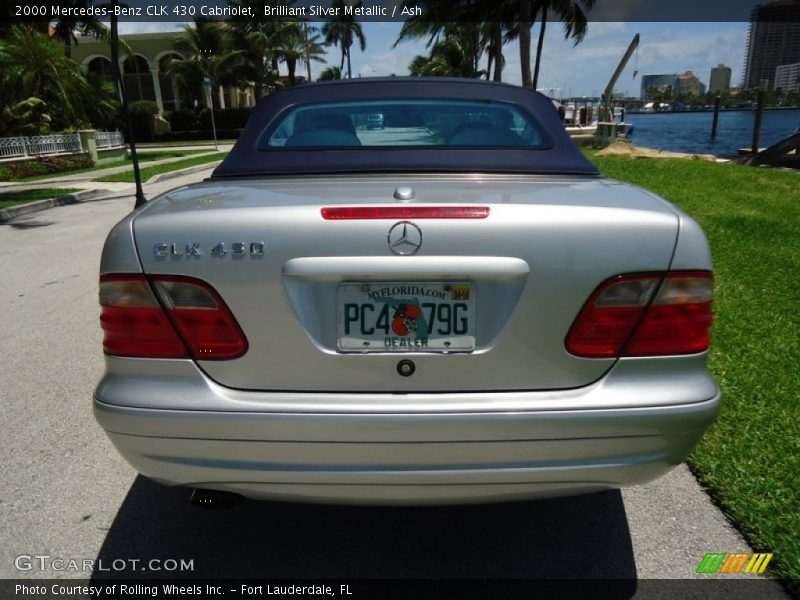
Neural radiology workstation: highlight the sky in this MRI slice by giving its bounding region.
[119,21,751,98]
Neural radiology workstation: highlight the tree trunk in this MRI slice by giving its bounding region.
[288,59,296,87]
[469,26,481,78]
[346,45,352,79]
[519,1,533,88]
[486,52,493,80]
[492,25,503,82]
[304,24,312,83]
[532,3,548,91]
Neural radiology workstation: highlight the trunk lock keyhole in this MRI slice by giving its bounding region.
[397,360,415,377]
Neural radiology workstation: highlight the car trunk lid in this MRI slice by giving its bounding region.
[131,175,679,392]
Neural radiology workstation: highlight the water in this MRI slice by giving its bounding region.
[625,109,800,156]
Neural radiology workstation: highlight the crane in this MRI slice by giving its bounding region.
[594,33,640,148]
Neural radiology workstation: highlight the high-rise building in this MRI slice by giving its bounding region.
[676,71,707,96]
[709,64,732,94]
[743,0,800,89]
[775,62,800,92]
[641,73,678,100]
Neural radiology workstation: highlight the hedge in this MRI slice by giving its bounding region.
[167,109,200,132]
[129,100,159,142]
[0,155,95,181]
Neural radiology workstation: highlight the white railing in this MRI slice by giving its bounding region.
[96,130,124,149]
[25,133,82,156]
[0,137,27,159]
[0,133,83,159]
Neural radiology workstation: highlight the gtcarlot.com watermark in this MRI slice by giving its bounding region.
[15,554,194,573]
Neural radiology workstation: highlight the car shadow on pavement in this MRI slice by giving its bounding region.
[92,476,637,586]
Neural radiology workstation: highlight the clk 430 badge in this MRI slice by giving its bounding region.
[153,242,265,257]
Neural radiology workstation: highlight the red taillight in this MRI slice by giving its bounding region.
[565,271,713,358]
[321,206,490,220]
[99,274,247,360]
[152,276,248,360]
[100,275,188,358]
[565,274,661,358]
[625,272,714,356]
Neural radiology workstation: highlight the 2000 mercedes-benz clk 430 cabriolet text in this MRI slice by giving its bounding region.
[94,78,719,505]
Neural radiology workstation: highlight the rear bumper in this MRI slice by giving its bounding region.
[93,356,720,505]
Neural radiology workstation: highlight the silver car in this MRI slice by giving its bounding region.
[94,78,719,506]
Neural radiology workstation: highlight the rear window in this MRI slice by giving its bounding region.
[259,99,554,150]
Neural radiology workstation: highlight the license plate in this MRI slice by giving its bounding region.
[337,282,475,352]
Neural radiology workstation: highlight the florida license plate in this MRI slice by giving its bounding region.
[337,282,476,352]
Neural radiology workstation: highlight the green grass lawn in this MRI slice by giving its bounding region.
[96,149,208,168]
[0,187,80,209]
[94,152,228,183]
[16,149,209,182]
[589,153,799,591]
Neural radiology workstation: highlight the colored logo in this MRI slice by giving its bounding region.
[391,303,422,336]
[696,552,773,574]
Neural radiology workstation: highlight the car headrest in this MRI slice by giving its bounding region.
[446,121,526,147]
[303,113,356,135]
[285,129,362,147]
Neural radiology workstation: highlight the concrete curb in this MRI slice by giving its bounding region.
[146,160,222,184]
[0,189,112,223]
[0,160,223,223]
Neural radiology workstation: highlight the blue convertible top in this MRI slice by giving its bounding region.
[212,78,599,178]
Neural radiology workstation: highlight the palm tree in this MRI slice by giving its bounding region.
[395,1,513,82]
[406,0,595,89]
[0,97,47,136]
[405,25,486,79]
[511,0,595,89]
[396,22,485,80]
[84,72,121,130]
[483,22,505,82]
[532,3,548,89]
[49,0,109,58]
[301,23,327,84]
[409,34,486,78]
[318,66,342,81]
[322,0,367,79]
[0,26,95,130]
[227,21,283,100]
[280,23,326,86]
[169,17,242,108]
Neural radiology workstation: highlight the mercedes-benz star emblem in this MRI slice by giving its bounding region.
[387,221,422,256]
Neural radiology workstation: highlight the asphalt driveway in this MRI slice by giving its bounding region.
[0,172,789,594]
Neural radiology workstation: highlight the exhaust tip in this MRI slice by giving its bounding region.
[189,488,244,510]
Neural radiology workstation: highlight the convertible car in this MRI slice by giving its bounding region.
[94,78,719,505]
